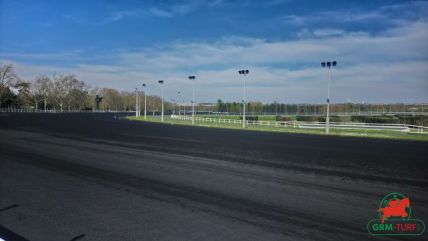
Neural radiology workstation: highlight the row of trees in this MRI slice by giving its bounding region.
[1,63,427,114]
[1,64,89,110]
[0,63,169,112]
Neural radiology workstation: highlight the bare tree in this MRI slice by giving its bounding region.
[100,88,122,111]
[50,74,89,111]
[120,91,136,111]
[33,76,53,111]
[67,80,88,110]
[30,76,55,111]
[29,79,42,110]
[51,74,71,111]
[51,75,65,111]
[0,64,21,107]
[15,81,32,108]
[0,64,20,88]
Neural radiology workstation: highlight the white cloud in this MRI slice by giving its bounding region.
[149,3,197,18]
[0,51,84,60]
[2,18,427,103]
[96,3,198,23]
[312,28,345,37]
[105,9,146,22]
[282,1,428,27]
[282,11,387,26]
[209,0,223,7]
[149,7,174,18]
[281,15,306,25]
[112,20,428,72]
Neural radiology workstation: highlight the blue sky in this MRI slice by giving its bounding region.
[1,0,427,103]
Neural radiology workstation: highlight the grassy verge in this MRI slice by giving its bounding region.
[127,116,428,141]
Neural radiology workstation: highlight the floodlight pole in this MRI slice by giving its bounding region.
[275,100,278,115]
[138,89,141,117]
[158,80,164,122]
[188,76,196,125]
[327,67,331,133]
[238,70,249,128]
[321,61,337,134]
[171,99,175,115]
[142,83,147,119]
[244,74,246,129]
[152,93,155,117]
[135,88,139,117]
[177,91,181,116]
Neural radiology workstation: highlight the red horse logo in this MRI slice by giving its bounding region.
[377,197,410,223]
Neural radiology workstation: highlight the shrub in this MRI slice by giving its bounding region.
[296,116,319,121]
[397,115,428,126]
[351,115,400,124]
[275,115,295,121]
[240,116,258,121]
[317,116,351,122]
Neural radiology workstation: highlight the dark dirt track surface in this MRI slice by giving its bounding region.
[0,113,427,241]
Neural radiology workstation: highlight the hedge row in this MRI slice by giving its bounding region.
[238,115,428,126]
[239,116,259,121]
[294,115,428,126]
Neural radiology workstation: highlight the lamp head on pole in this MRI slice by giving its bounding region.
[238,69,249,75]
[321,61,337,68]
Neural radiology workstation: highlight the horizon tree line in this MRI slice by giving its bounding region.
[1,63,427,115]
[0,63,167,112]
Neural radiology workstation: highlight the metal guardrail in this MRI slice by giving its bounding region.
[170,115,427,133]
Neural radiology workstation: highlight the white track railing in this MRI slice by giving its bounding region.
[170,115,427,133]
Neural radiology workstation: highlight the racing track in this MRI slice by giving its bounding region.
[0,113,427,241]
